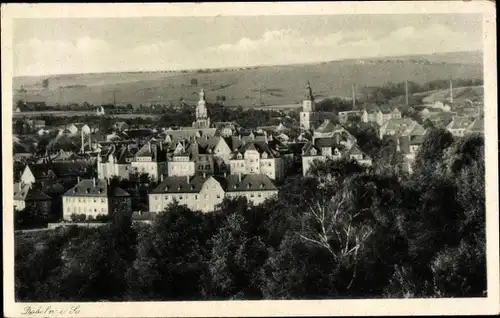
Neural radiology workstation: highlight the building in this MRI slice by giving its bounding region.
[299,82,319,130]
[148,173,278,213]
[193,88,211,129]
[362,107,402,126]
[167,141,197,177]
[379,118,422,139]
[131,139,168,181]
[338,110,363,124]
[163,127,217,144]
[13,182,52,214]
[149,174,225,213]
[229,142,285,181]
[301,138,372,176]
[97,144,138,180]
[446,116,476,137]
[62,178,131,221]
[313,119,357,148]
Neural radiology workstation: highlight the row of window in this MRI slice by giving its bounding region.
[65,197,106,203]
[66,206,107,214]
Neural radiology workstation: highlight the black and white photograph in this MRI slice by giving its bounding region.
[2,2,498,317]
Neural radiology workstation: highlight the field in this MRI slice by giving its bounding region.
[12,111,159,119]
[13,51,483,108]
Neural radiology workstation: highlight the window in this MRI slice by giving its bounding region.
[101,198,105,203]
[195,195,198,200]
[258,193,262,198]
[155,196,158,200]
[250,193,254,198]
[180,196,183,200]
[204,194,208,199]
[217,194,220,199]
[93,199,96,203]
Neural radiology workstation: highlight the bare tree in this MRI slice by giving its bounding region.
[299,182,374,289]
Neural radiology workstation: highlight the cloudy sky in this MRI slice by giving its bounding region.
[13,14,482,76]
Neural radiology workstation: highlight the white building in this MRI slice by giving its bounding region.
[148,173,278,213]
[299,81,319,130]
[97,144,137,180]
[229,142,285,181]
[131,140,168,181]
[192,88,211,129]
[62,178,131,220]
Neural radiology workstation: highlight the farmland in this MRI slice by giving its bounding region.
[13,50,483,108]
[12,111,159,119]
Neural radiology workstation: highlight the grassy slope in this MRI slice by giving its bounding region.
[13,51,483,108]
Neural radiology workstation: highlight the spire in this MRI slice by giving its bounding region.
[305,81,313,101]
[199,88,205,101]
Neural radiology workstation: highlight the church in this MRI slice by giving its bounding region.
[299,81,320,130]
[192,88,211,129]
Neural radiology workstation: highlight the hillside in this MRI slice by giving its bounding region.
[13,51,483,108]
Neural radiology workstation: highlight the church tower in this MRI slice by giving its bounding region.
[195,88,211,128]
[300,81,317,130]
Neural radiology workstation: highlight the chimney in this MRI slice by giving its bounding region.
[352,84,356,109]
[148,141,151,153]
[107,178,110,185]
[80,129,85,153]
[160,174,164,182]
[92,177,96,187]
[159,142,163,151]
[238,173,242,182]
[77,176,81,183]
[223,172,227,178]
[88,133,92,151]
[449,79,453,103]
[203,172,206,178]
[405,80,409,106]
[186,175,190,184]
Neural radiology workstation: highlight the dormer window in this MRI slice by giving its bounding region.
[247,183,252,189]
[261,152,268,159]
[177,186,181,191]
[237,153,242,159]
[334,148,339,155]
[310,149,317,156]
[86,188,90,193]
[260,183,264,189]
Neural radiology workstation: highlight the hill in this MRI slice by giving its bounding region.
[13,51,483,108]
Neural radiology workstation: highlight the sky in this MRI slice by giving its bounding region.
[13,14,483,76]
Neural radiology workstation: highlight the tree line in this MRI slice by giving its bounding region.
[15,129,485,301]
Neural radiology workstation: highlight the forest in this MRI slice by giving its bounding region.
[15,129,486,300]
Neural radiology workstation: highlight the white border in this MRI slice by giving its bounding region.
[2,2,499,317]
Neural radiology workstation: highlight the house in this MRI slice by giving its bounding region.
[167,141,197,177]
[446,116,475,137]
[338,110,363,124]
[313,119,357,148]
[95,104,117,115]
[379,118,421,139]
[131,139,168,181]
[148,173,278,213]
[362,107,402,126]
[229,142,285,181]
[62,178,131,221]
[97,144,138,180]
[13,182,52,215]
[163,128,217,144]
[301,138,372,176]
[28,119,46,130]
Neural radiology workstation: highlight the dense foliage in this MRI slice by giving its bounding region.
[15,132,486,301]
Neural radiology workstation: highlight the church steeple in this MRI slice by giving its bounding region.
[305,81,314,101]
[194,88,210,128]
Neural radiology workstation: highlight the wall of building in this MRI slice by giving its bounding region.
[63,196,109,220]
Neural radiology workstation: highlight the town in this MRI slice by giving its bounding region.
[13,78,484,229]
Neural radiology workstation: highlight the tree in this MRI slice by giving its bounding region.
[42,79,49,88]
[413,128,454,175]
[190,78,198,86]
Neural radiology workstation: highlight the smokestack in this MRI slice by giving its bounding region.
[352,84,356,109]
[449,79,453,103]
[405,80,409,106]
[80,129,84,153]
